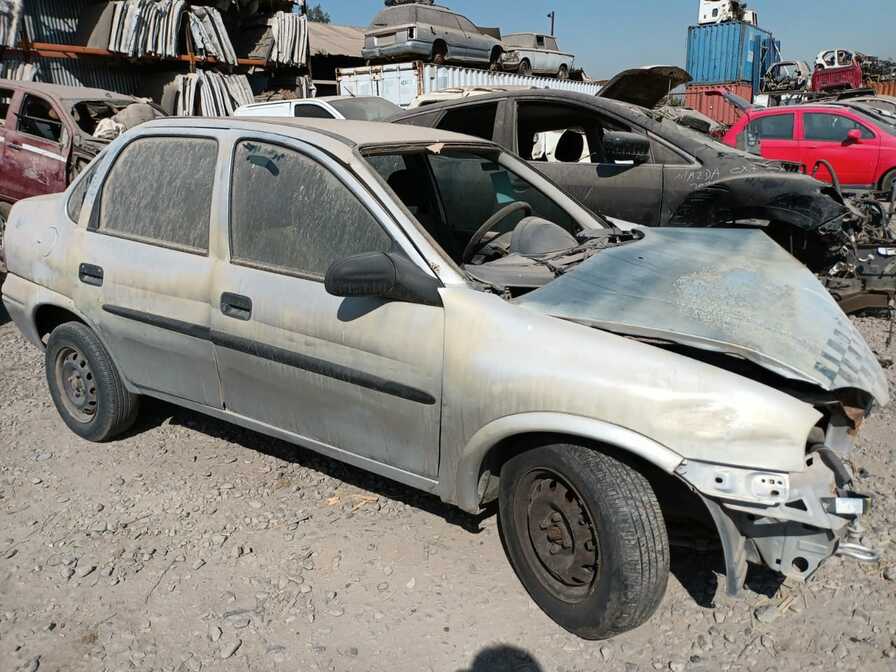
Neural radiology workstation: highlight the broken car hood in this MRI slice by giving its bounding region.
[599,65,692,108]
[517,227,889,406]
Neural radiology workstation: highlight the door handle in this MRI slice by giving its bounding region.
[221,292,253,321]
[78,263,104,287]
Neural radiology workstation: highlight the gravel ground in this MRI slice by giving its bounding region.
[1,304,895,672]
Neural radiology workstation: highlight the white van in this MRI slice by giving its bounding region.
[233,96,402,121]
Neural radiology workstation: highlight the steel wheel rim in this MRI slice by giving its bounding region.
[520,468,600,603]
[54,346,98,423]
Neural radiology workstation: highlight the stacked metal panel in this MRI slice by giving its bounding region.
[175,71,253,116]
[0,0,22,47]
[270,12,308,67]
[108,0,186,58]
[108,1,237,65]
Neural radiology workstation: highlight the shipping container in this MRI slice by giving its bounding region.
[682,82,753,127]
[686,22,781,95]
[870,81,896,97]
[337,61,602,108]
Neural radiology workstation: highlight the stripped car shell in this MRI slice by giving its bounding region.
[1,118,887,634]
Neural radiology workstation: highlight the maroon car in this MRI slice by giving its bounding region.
[0,80,162,271]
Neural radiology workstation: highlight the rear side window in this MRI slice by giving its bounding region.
[294,104,335,119]
[230,141,392,278]
[437,103,498,141]
[804,113,874,141]
[749,113,795,140]
[67,157,103,223]
[0,88,13,126]
[418,8,452,28]
[98,137,217,253]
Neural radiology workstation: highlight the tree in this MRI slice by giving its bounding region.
[305,4,331,23]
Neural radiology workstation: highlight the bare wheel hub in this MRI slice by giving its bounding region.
[525,472,599,601]
[55,347,98,422]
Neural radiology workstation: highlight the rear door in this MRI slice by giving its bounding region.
[800,111,881,187]
[211,133,444,479]
[72,132,223,408]
[1,92,69,202]
[0,86,17,203]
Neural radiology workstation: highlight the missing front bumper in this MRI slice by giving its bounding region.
[682,457,877,596]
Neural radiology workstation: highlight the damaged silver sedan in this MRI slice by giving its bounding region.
[1,118,889,639]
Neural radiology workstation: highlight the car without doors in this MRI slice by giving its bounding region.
[499,33,575,79]
[391,81,896,312]
[1,117,886,639]
[362,3,504,68]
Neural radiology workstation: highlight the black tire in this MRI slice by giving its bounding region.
[498,442,669,640]
[558,64,570,80]
[46,322,139,442]
[881,169,896,198]
[519,59,532,76]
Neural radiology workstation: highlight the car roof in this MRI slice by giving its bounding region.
[140,117,496,162]
[0,79,136,103]
[394,88,619,116]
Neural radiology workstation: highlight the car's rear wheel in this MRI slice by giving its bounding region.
[519,58,532,76]
[498,442,669,639]
[881,168,896,198]
[46,322,139,442]
[558,64,570,80]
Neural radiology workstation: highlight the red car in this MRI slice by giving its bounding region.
[723,104,896,193]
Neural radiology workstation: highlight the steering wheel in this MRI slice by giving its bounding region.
[462,202,532,264]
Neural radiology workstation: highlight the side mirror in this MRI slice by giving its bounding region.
[325,252,442,307]
[845,129,862,144]
[603,131,651,165]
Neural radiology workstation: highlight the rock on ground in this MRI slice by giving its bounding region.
[1,304,895,671]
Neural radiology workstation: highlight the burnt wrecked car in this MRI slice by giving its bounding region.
[2,118,887,639]
[0,79,164,272]
[392,78,896,312]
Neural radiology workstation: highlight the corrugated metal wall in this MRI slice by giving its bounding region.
[22,0,92,44]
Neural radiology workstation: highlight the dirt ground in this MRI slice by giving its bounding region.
[1,303,895,672]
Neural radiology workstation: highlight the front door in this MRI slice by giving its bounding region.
[745,112,798,163]
[72,134,223,408]
[513,100,663,225]
[800,111,881,188]
[0,92,69,202]
[212,136,444,479]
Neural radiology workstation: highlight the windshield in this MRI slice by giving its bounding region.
[329,97,403,122]
[850,105,896,136]
[363,147,605,263]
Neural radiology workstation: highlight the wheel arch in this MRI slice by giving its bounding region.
[448,413,684,514]
[34,303,88,343]
[489,45,504,63]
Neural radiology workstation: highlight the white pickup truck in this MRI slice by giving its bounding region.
[500,33,575,79]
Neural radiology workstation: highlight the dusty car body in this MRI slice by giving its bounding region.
[0,79,162,272]
[2,117,887,639]
[361,3,503,68]
[499,33,574,78]
[392,87,896,312]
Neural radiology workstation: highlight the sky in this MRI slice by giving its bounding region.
[310,0,893,79]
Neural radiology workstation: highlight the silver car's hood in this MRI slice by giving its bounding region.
[517,227,890,406]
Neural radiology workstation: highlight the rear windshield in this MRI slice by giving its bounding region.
[370,7,414,27]
[504,35,535,48]
[329,97,403,122]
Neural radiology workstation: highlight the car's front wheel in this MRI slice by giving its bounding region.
[498,442,669,639]
[46,322,140,442]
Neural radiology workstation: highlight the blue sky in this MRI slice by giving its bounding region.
[309,1,892,79]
